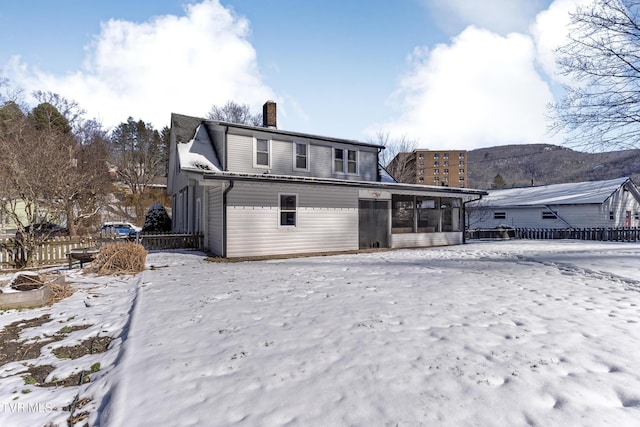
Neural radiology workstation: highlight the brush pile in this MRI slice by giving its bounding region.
[88,242,147,275]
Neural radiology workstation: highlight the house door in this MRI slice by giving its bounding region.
[358,200,389,249]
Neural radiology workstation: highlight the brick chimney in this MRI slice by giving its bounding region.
[263,100,277,128]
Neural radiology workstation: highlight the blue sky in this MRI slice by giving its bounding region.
[0,0,586,150]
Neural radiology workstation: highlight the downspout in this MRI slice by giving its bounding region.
[376,147,383,182]
[222,180,234,258]
[462,195,484,244]
[222,125,232,258]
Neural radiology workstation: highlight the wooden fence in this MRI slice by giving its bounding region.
[467,227,640,243]
[0,232,204,271]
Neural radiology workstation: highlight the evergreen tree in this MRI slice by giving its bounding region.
[142,203,171,232]
[492,173,507,189]
[28,102,71,133]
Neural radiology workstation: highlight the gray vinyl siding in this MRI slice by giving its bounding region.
[207,185,224,256]
[225,130,379,181]
[225,182,359,257]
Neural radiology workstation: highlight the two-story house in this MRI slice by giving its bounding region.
[167,101,486,258]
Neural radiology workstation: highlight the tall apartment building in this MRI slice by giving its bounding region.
[388,149,468,187]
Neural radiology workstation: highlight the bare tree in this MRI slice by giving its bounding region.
[371,131,417,183]
[207,100,263,126]
[109,117,166,222]
[0,100,112,252]
[552,0,640,150]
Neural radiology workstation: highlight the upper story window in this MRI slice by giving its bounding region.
[347,150,358,173]
[434,169,440,174]
[433,153,440,159]
[434,161,440,167]
[418,153,424,159]
[459,160,465,166]
[459,169,465,174]
[444,161,449,166]
[334,148,358,174]
[459,153,465,158]
[294,143,309,171]
[334,148,344,173]
[254,138,270,168]
[443,153,449,158]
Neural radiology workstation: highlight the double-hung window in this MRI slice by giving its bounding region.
[294,143,309,171]
[280,194,297,226]
[334,148,358,174]
[255,138,270,167]
[347,150,358,173]
[334,148,344,173]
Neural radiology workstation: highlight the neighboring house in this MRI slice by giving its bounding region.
[389,149,468,187]
[467,177,640,229]
[167,101,486,258]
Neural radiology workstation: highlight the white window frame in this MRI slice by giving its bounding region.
[293,142,309,171]
[333,148,359,175]
[334,148,344,173]
[253,137,271,169]
[279,193,298,227]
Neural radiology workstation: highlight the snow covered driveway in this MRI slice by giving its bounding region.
[106,241,640,426]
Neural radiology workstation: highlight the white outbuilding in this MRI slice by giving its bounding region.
[467,177,640,230]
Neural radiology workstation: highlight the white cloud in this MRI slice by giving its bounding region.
[374,26,557,150]
[531,0,592,83]
[3,0,274,130]
[425,0,547,35]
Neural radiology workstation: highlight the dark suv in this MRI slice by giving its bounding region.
[16,223,69,239]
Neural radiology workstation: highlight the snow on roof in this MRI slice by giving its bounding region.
[177,124,222,172]
[378,164,397,183]
[479,177,632,207]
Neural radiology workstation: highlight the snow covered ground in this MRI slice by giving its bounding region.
[1,240,640,426]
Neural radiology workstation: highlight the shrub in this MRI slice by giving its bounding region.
[88,242,147,275]
[142,203,171,233]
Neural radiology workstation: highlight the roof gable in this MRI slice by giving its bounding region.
[177,124,222,172]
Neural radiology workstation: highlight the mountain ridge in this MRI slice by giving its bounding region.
[467,144,640,190]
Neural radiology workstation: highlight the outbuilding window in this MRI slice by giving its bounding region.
[542,210,557,219]
[494,212,506,219]
[279,194,297,226]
